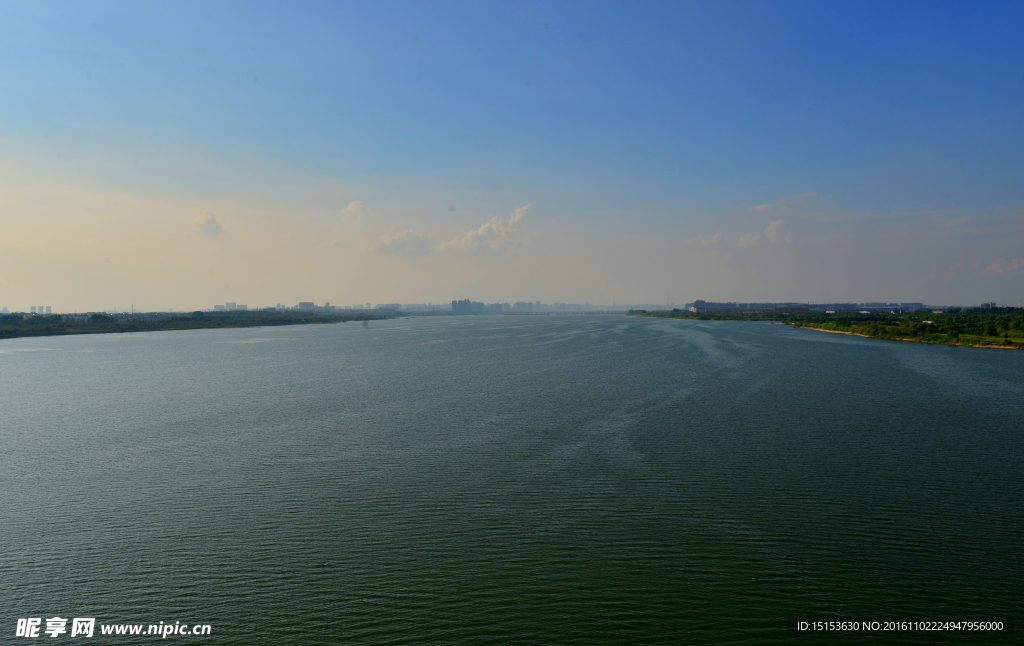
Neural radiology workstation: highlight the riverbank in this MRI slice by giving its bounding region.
[797,325,1021,349]
[628,308,1024,349]
[0,311,394,341]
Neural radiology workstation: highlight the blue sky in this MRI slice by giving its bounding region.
[2,1,1023,310]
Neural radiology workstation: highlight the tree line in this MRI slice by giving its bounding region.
[0,310,393,340]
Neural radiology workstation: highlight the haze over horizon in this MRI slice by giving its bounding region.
[3,1,1023,312]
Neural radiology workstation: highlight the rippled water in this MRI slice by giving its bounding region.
[2,316,1021,644]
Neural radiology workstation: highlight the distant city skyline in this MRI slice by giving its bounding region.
[5,296,1018,317]
[2,2,1022,310]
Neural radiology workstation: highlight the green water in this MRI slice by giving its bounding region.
[1,315,1020,644]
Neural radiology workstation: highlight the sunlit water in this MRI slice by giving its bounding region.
[2,316,1021,644]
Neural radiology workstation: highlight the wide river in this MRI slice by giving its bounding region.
[2,315,1021,644]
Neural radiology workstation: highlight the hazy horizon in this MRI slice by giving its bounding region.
[3,2,1023,312]
[4,297,1012,316]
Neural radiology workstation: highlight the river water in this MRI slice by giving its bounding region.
[2,315,1021,644]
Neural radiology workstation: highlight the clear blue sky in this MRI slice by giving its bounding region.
[2,1,1023,310]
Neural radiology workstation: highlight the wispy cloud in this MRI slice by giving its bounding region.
[743,193,818,214]
[984,258,1024,275]
[356,203,533,258]
[341,201,368,223]
[738,220,791,247]
[440,204,531,254]
[365,229,434,256]
[764,219,790,244]
[193,211,223,236]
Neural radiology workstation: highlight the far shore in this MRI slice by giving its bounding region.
[0,311,393,342]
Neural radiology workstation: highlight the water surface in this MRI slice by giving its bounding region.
[2,316,1021,644]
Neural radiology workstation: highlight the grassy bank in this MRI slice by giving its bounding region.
[632,307,1024,349]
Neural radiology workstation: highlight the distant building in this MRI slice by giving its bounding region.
[214,305,226,311]
[46,306,52,314]
[237,305,247,311]
[30,306,36,314]
[298,302,315,310]
[452,299,485,313]
[377,304,400,311]
[226,302,237,311]
[688,300,776,313]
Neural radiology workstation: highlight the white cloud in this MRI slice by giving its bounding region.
[366,229,434,256]
[739,220,791,247]
[764,219,792,244]
[358,203,532,258]
[193,211,223,236]
[341,201,368,223]
[985,258,1024,275]
[440,204,531,254]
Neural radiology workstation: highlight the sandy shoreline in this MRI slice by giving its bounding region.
[796,326,1020,350]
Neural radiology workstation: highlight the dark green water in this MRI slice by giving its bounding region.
[2,315,1021,644]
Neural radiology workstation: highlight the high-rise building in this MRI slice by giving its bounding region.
[226,302,237,310]
[30,306,36,314]
[46,306,51,314]
[452,299,487,313]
